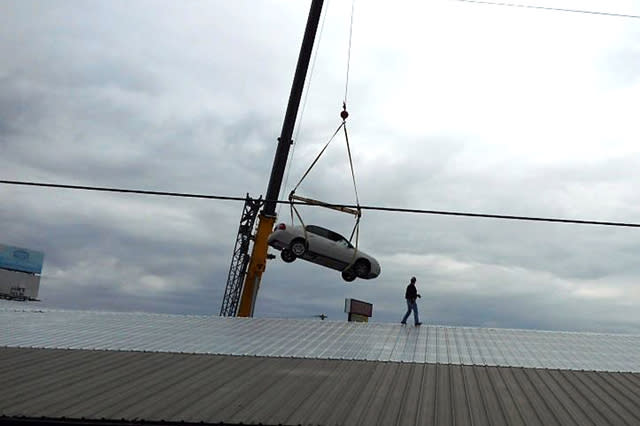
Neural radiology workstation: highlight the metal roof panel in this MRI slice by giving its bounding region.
[3,347,640,426]
[2,301,639,372]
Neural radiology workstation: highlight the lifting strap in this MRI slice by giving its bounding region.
[290,104,360,209]
[290,121,344,196]
[288,104,362,271]
[285,3,362,273]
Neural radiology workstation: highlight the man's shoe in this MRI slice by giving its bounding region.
[400,322,406,325]
[415,322,422,326]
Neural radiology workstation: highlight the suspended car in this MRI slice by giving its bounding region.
[268,223,381,282]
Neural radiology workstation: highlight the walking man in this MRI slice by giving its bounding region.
[401,276,422,326]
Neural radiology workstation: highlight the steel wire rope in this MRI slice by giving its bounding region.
[344,0,356,104]
[450,0,640,19]
[340,0,361,258]
[286,121,344,236]
[278,0,331,217]
[288,0,357,200]
[289,121,345,196]
[342,0,359,208]
[3,179,640,228]
[284,0,357,218]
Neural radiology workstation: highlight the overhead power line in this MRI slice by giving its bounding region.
[0,180,243,202]
[451,0,640,19]
[2,179,640,228]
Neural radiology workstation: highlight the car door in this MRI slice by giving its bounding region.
[304,226,333,264]
[332,236,356,265]
[305,226,345,270]
[326,232,355,267]
[317,229,352,270]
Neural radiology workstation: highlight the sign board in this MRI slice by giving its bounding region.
[344,298,373,322]
[0,268,41,299]
[0,244,44,274]
[348,313,369,323]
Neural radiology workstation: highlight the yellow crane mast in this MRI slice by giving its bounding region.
[236,0,325,317]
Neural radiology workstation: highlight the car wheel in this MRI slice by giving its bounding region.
[341,268,357,282]
[290,238,307,257]
[281,248,296,263]
[354,259,371,278]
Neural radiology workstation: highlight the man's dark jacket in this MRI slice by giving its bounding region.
[405,283,418,302]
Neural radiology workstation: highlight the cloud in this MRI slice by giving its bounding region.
[1,0,639,334]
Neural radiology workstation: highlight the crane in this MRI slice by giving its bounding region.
[220,0,325,317]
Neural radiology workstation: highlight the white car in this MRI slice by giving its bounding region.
[268,223,381,282]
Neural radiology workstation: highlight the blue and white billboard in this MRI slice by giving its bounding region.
[0,244,44,274]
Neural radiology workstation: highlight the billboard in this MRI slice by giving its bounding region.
[0,268,41,299]
[344,298,373,317]
[0,244,44,274]
[344,298,373,322]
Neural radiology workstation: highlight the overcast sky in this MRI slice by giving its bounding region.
[1,0,639,333]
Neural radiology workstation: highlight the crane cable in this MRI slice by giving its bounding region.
[289,0,357,202]
[278,0,331,217]
[287,104,361,238]
[343,0,356,103]
[287,0,363,272]
[289,0,359,214]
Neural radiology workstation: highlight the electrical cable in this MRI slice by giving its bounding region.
[450,0,640,19]
[0,180,244,201]
[2,179,640,228]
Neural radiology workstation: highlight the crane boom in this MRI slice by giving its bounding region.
[237,0,324,317]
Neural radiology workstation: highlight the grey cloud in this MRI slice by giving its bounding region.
[600,27,640,88]
[1,0,639,335]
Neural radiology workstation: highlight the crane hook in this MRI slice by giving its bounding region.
[340,102,349,120]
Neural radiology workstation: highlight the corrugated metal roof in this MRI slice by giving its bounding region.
[2,303,639,372]
[2,347,640,426]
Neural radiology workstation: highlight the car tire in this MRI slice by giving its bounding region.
[354,259,371,278]
[290,238,307,257]
[341,268,357,282]
[281,249,296,263]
